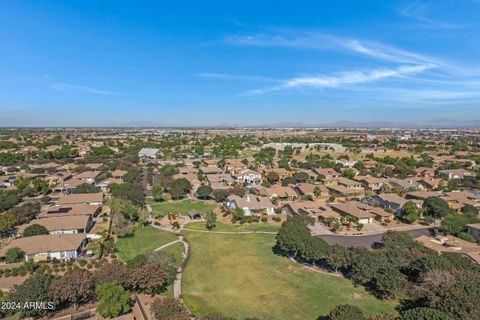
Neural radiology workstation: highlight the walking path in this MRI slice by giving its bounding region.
[173,236,190,299]
[153,239,181,252]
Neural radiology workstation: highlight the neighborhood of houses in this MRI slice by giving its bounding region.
[1,127,480,319]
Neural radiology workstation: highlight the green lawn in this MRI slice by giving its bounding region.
[182,232,396,320]
[185,221,280,233]
[150,199,217,218]
[116,225,178,262]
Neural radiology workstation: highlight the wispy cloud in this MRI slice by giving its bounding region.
[195,72,278,82]
[225,32,438,65]
[248,64,435,95]
[399,2,466,29]
[49,82,115,95]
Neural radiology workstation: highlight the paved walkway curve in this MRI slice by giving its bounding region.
[173,236,191,299]
[153,239,181,252]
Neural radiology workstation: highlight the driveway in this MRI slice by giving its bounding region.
[308,223,333,235]
[318,227,433,249]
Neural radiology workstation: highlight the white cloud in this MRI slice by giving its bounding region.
[225,32,438,65]
[195,72,278,82]
[399,2,466,29]
[249,64,434,95]
[50,82,115,95]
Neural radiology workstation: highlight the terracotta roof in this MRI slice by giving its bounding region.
[0,234,86,257]
[375,193,407,206]
[227,195,274,209]
[57,193,103,205]
[330,202,375,219]
[18,215,90,234]
[38,204,100,218]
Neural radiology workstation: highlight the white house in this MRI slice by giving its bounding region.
[233,169,262,186]
[138,148,163,159]
[226,195,275,215]
[0,234,87,262]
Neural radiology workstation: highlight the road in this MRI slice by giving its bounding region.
[318,227,433,249]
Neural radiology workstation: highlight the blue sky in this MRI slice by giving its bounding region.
[1,0,480,127]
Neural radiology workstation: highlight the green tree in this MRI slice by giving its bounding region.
[5,247,24,263]
[74,183,100,194]
[328,304,364,320]
[8,274,53,317]
[213,190,230,202]
[342,168,356,180]
[205,211,217,230]
[13,177,30,191]
[400,307,453,320]
[326,245,350,272]
[151,184,164,202]
[423,197,450,219]
[23,224,49,237]
[197,185,213,199]
[401,201,421,224]
[96,281,131,318]
[0,212,17,233]
[32,178,49,194]
[371,265,406,299]
[293,171,309,183]
[276,215,311,257]
[171,178,192,199]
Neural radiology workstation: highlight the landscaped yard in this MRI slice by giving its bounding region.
[150,199,217,218]
[116,225,178,262]
[185,221,280,233]
[182,232,396,320]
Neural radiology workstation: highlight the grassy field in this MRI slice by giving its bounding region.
[185,221,280,233]
[116,225,178,262]
[150,199,218,218]
[182,232,396,320]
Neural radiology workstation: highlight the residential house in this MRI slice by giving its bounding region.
[263,168,291,180]
[371,193,408,215]
[439,169,476,180]
[138,148,163,160]
[74,171,99,184]
[233,169,262,186]
[293,183,329,199]
[335,159,358,168]
[330,202,375,224]
[38,204,101,219]
[337,177,364,190]
[18,215,93,235]
[467,224,480,242]
[226,194,275,215]
[111,169,127,179]
[262,185,297,200]
[225,159,247,174]
[199,166,223,175]
[354,176,385,191]
[312,168,340,179]
[57,193,104,206]
[0,234,87,262]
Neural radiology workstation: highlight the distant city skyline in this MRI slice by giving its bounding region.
[1,1,480,127]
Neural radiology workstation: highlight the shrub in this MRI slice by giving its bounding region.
[261,217,268,223]
[328,304,364,320]
[78,259,88,267]
[272,216,281,222]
